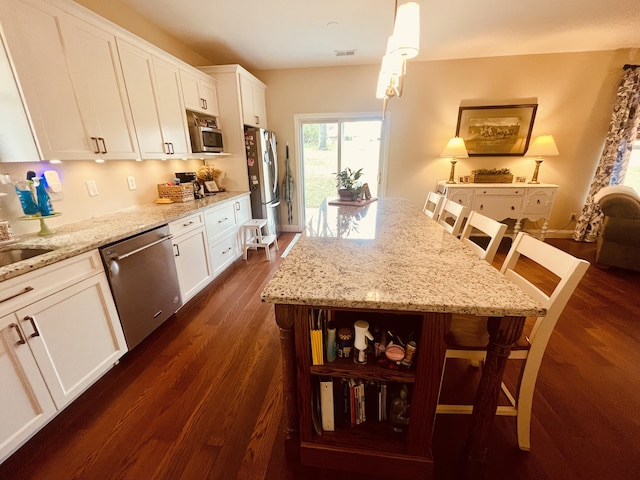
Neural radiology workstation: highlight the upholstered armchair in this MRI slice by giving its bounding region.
[593,185,640,271]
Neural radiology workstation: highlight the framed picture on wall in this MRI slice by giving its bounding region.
[455,104,538,156]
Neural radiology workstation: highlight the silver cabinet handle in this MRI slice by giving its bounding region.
[174,243,180,257]
[169,143,174,154]
[10,323,26,345]
[99,137,107,154]
[218,217,229,224]
[91,137,100,154]
[0,286,34,304]
[164,142,171,154]
[221,246,232,255]
[182,220,195,227]
[23,315,40,338]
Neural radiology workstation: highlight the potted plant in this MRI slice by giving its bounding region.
[335,167,364,201]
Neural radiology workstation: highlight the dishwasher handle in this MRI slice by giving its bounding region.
[114,234,173,261]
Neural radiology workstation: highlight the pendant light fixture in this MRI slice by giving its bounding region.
[376,1,420,116]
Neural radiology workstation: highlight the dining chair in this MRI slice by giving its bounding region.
[437,199,468,236]
[459,210,508,264]
[423,191,444,220]
[437,232,590,451]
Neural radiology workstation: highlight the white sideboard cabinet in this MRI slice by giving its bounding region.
[437,181,558,240]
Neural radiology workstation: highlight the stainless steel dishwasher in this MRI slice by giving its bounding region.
[100,225,182,350]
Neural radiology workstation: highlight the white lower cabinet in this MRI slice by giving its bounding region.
[169,213,212,304]
[0,250,127,463]
[0,315,56,463]
[204,195,251,279]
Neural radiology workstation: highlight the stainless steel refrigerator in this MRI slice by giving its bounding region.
[244,126,281,237]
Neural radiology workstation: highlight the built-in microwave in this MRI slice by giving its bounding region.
[189,125,224,153]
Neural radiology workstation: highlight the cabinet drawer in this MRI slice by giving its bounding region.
[209,233,239,277]
[524,189,556,215]
[472,196,523,220]
[0,251,104,317]
[169,212,204,237]
[474,187,525,196]
[205,202,237,242]
[445,189,473,207]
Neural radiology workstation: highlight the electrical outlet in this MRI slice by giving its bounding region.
[569,213,577,221]
[85,180,98,197]
[127,176,136,191]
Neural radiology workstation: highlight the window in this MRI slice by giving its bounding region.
[294,114,387,231]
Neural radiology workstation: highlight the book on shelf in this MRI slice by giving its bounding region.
[320,379,335,431]
[309,309,324,365]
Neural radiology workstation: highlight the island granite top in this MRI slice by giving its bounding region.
[261,197,545,317]
[0,191,248,282]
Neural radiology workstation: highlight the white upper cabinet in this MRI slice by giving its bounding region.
[180,68,220,117]
[0,33,39,162]
[117,39,190,159]
[56,13,138,160]
[239,72,267,128]
[0,0,138,161]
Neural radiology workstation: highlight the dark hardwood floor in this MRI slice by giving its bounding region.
[1,233,639,480]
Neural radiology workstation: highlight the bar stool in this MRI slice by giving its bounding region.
[242,219,279,260]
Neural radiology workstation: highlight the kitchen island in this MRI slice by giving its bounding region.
[261,198,545,479]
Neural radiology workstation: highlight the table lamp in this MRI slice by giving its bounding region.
[442,137,469,184]
[526,134,559,184]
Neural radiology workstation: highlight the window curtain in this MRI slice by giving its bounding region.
[573,65,640,242]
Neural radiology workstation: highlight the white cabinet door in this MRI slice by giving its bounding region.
[240,73,266,128]
[0,34,39,162]
[0,314,56,463]
[172,227,212,303]
[234,195,252,226]
[180,69,219,116]
[153,57,190,156]
[0,0,91,160]
[16,273,127,410]
[58,13,138,160]
[117,40,190,159]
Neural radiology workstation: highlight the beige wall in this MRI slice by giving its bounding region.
[258,48,640,236]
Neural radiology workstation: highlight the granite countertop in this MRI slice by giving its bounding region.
[261,197,546,317]
[0,191,249,282]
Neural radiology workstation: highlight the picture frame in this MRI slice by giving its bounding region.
[362,183,371,200]
[204,180,219,193]
[455,104,538,156]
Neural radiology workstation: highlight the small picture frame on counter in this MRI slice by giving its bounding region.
[204,180,219,193]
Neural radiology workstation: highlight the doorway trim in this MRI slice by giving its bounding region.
[292,112,390,232]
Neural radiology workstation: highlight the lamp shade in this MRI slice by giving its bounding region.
[526,134,559,157]
[389,2,420,59]
[441,137,469,158]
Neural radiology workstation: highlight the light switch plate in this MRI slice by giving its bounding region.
[127,176,136,191]
[86,180,98,197]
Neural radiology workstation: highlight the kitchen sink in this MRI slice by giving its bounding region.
[0,248,54,267]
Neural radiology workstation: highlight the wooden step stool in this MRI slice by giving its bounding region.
[241,219,279,260]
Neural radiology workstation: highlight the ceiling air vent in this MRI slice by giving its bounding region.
[334,49,356,57]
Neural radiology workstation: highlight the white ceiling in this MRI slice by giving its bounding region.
[116,0,640,70]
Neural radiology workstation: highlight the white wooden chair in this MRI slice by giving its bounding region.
[437,232,590,451]
[437,199,467,236]
[459,210,508,264]
[423,191,444,220]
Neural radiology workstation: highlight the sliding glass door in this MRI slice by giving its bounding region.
[298,115,384,231]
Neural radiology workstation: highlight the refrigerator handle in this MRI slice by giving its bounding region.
[269,134,279,196]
